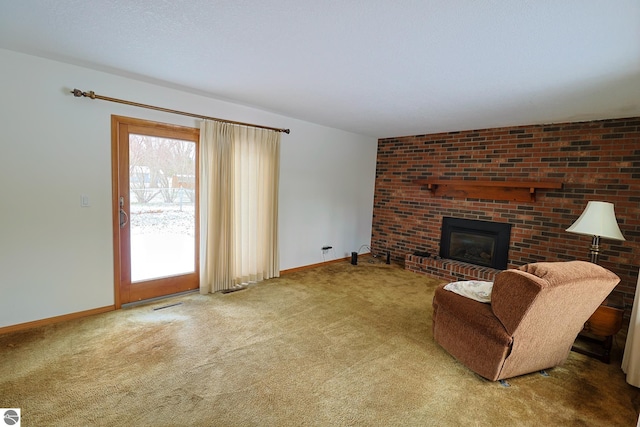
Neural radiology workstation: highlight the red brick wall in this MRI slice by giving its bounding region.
[372,117,639,317]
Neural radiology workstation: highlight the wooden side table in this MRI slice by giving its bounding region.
[573,304,624,363]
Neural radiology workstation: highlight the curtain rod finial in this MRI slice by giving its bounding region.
[71,89,96,99]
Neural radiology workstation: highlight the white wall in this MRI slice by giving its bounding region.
[0,49,378,328]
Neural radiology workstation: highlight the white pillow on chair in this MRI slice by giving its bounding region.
[444,280,494,303]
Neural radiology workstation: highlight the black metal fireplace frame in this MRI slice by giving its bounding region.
[439,217,512,270]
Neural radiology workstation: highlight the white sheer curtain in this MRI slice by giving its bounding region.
[622,269,640,388]
[199,120,280,293]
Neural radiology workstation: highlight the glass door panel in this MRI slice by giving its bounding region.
[129,134,196,282]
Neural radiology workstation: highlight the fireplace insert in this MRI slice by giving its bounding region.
[439,217,511,270]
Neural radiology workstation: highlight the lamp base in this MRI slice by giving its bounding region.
[589,235,601,264]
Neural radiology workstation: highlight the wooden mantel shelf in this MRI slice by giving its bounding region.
[413,179,563,202]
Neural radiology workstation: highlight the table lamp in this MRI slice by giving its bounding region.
[566,201,625,263]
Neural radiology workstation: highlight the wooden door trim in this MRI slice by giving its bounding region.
[111,116,123,308]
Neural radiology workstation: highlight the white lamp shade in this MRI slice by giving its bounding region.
[566,201,625,241]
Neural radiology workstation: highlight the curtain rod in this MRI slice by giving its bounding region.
[70,89,290,134]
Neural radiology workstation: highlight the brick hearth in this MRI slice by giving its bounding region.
[405,254,501,283]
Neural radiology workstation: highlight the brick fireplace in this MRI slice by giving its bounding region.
[371,116,639,322]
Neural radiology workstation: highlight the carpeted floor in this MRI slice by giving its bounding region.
[1,260,638,426]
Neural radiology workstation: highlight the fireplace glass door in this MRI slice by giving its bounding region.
[449,231,496,267]
[440,217,511,270]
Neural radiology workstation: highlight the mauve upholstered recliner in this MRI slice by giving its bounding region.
[432,261,620,381]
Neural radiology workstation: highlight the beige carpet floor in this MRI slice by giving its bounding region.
[1,260,639,426]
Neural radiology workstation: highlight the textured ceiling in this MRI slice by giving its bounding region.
[1,0,639,138]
